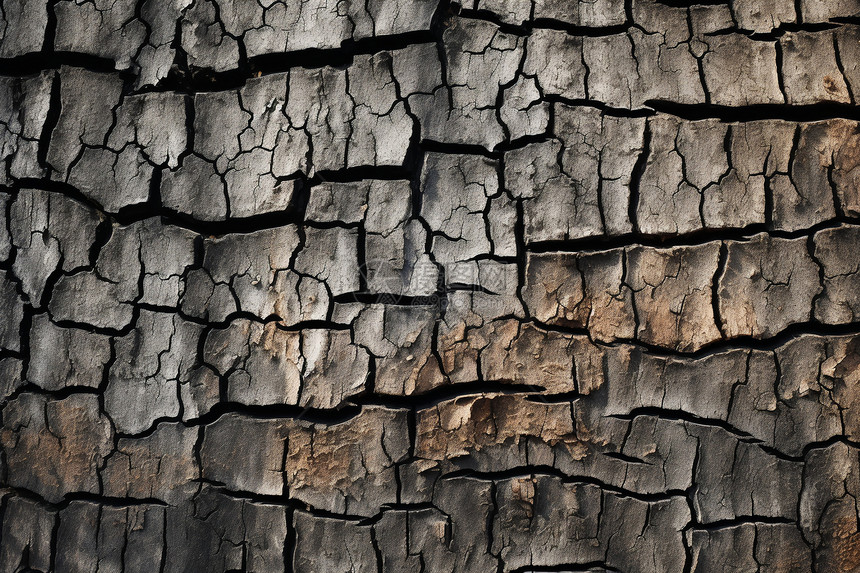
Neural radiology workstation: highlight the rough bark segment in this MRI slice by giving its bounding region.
[523,29,585,100]
[299,329,371,408]
[719,120,794,227]
[395,476,498,572]
[0,192,9,262]
[774,334,860,445]
[55,502,99,573]
[604,497,691,572]
[101,422,199,504]
[54,0,146,69]
[375,508,454,571]
[49,68,142,210]
[378,476,497,571]
[163,487,287,573]
[800,0,860,23]
[205,320,372,410]
[294,226,361,297]
[182,226,302,323]
[348,53,414,168]
[179,0,240,72]
[801,442,860,572]
[204,320,303,406]
[523,250,635,342]
[354,304,446,395]
[48,220,153,330]
[0,357,23,403]
[781,31,851,105]
[28,313,111,390]
[200,407,408,515]
[0,72,53,184]
[638,114,775,234]
[702,36,784,106]
[110,92,188,169]
[627,242,722,352]
[777,122,839,231]
[0,0,47,57]
[10,188,100,303]
[689,523,812,572]
[499,77,550,142]
[437,295,525,385]
[731,0,796,33]
[718,234,822,339]
[507,106,645,241]
[0,270,24,352]
[200,415,288,497]
[0,496,55,573]
[828,119,860,217]
[106,310,201,434]
[55,501,167,573]
[814,225,860,323]
[419,18,521,148]
[583,25,704,110]
[285,406,409,516]
[599,346,743,420]
[192,77,297,217]
[293,512,376,573]
[415,393,581,470]
[416,393,698,496]
[837,26,860,103]
[421,152,496,264]
[479,321,581,393]
[491,476,603,569]
[638,115,715,235]
[0,393,113,503]
[534,0,625,26]
[736,345,846,457]
[161,154,228,221]
[691,424,802,523]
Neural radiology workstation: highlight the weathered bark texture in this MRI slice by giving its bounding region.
[1,0,860,571]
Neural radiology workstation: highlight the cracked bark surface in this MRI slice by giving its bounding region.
[1,0,860,571]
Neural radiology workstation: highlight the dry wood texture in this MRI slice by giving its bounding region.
[1,0,860,571]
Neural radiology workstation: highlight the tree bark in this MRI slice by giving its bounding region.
[1,0,860,571]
